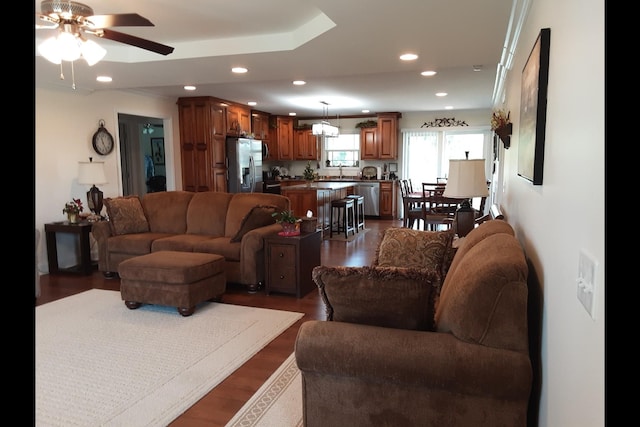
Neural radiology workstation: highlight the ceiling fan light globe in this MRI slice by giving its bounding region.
[81,39,106,66]
[38,36,62,64]
[57,32,81,62]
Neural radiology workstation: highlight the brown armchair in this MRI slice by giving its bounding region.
[295,220,531,426]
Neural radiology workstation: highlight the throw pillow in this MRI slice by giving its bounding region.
[373,227,454,273]
[104,196,150,235]
[230,205,278,242]
[312,265,441,331]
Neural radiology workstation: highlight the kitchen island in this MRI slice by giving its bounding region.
[281,182,356,237]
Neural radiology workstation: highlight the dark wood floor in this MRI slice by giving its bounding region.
[35,218,401,426]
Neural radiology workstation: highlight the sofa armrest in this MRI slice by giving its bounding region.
[91,221,113,272]
[312,265,441,331]
[238,223,284,285]
[295,320,532,400]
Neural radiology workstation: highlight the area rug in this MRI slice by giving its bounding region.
[225,352,302,427]
[328,227,369,242]
[35,289,303,427]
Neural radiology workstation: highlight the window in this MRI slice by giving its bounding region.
[323,133,360,167]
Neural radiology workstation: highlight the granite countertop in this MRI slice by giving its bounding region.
[281,182,358,190]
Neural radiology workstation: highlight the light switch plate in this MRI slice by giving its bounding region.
[577,249,597,320]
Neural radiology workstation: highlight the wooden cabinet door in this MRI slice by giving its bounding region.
[294,129,318,160]
[360,127,378,159]
[251,111,270,140]
[380,182,394,218]
[226,104,251,136]
[377,113,398,159]
[178,98,213,192]
[275,116,294,160]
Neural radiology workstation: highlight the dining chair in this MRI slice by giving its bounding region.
[421,184,459,231]
[400,181,424,229]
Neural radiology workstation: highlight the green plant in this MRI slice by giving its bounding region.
[62,198,84,215]
[272,210,300,224]
[303,161,316,181]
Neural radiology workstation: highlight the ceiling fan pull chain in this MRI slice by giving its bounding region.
[71,60,76,90]
[59,62,65,81]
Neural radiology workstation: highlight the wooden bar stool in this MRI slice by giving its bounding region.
[330,198,356,239]
[345,194,365,232]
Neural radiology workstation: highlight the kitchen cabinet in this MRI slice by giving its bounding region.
[269,116,294,160]
[359,113,400,160]
[177,97,228,192]
[264,230,321,297]
[251,110,270,141]
[294,128,318,160]
[379,181,396,219]
[226,104,251,136]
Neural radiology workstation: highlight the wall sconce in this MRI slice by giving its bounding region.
[78,157,107,216]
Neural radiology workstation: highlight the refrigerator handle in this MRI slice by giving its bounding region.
[249,156,255,192]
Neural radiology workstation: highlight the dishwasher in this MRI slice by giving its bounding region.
[354,182,380,217]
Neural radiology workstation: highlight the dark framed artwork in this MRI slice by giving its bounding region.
[517,28,550,185]
[151,138,165,165]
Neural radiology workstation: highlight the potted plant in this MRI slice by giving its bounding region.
[491,109,512,149]
[272,210,301,234]
[303,161,316,185]
[62,198,84,223]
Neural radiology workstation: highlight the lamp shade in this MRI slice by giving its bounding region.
[443,159,488,199]
[78,160,107,185]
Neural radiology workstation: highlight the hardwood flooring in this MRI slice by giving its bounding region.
[35,218,401,426]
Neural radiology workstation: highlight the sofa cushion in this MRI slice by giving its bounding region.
[230,205,278,242]
[373,227,454,274]
[186,192,233,236]
[142,191,193,234]
[312,265,441,331]
[104,196,150,235]
[225,193,291,238]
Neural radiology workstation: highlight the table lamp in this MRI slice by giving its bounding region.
[443,158,488,237]
[78,157,107,216]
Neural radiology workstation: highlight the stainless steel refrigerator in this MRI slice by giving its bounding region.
[226,137,263,193]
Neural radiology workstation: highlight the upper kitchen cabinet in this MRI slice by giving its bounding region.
[294,128,318,160]
[359,113,401,160]
[226,103,251,136]
[251,110,271,141]
[177,97,228,193]
[269,116,294,161]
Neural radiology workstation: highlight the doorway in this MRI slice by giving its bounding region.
[117,113,166,196]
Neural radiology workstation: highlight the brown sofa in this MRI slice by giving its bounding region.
[92,191,290,292]
[295,220,531,426]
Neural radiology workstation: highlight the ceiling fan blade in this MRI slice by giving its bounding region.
[36,13,59,29]
[99,29,174,56]
[85,13,154,29]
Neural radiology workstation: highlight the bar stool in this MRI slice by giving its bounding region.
[345,194,365,232]
[330,198,356,239]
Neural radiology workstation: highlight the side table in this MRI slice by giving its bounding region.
[44,221,95,275]
[264,230,322,298]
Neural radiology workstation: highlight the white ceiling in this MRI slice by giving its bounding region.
[35,0,517,117]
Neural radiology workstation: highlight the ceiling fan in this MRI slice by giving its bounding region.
[35,0,175,58]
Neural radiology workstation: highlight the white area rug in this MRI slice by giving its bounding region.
[225,353,302,427]
[35,289,303,427]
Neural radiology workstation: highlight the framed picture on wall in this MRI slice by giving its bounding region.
[517,28,550,185]
[151,138,165,165]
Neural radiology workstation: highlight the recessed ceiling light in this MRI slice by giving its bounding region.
[435,92,448,97]
[248,101,257,106]
[289,112,297,116]
[445,106,454,110]
[400,53,418,61]
[96,76,112,83]
[184,85,196,91]
[292,80,306,85]
[473,65,483,72]
[420,70,437,77]
[362,109,370,113]
[232,67,248,74]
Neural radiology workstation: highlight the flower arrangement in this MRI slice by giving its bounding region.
[62,198,84,215]
[303,161,316,181]
[272,210,300,224]
[491,109,511,131]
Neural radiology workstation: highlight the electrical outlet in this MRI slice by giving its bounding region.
[576,249,597,320]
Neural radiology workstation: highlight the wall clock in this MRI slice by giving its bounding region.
[92,120,114,155]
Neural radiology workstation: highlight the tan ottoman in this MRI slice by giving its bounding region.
[118,251,226,317]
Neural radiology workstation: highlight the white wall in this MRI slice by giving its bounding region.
[35,87,180,272]
[499,0,605,425]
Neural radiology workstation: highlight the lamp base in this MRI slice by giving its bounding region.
[455,199,475,237]
[87,185,104,216]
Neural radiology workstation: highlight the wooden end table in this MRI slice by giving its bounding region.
[44,221,95,275]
